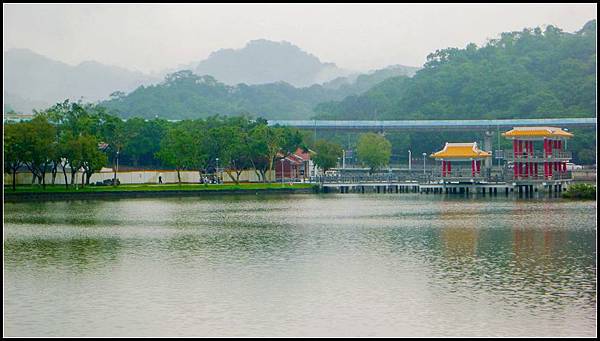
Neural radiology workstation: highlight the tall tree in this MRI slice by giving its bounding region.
[21,116,57,189]
[155,126,196,184]
[4,123,25,191]
[312,139,343,173]
[356,133,392,173]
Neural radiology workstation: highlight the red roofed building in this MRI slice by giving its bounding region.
[275,148,314,181]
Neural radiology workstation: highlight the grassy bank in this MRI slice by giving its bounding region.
[4,182,315,194]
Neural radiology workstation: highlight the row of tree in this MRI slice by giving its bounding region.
[6,101,397,189]
[154,116,306,184]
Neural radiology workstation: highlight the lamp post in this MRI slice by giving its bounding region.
[408,150,412,171]
[280,159,285,186]
[113,149,120,186]
[422,152,427,175]
[215,158,219,184]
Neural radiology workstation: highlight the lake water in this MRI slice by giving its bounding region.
[3,194,597,337]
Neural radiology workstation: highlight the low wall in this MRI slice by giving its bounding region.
[4,169,275,185]
[572,169,596,183]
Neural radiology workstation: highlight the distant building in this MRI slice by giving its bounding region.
[3,113,35,123]
[275,148,316,181]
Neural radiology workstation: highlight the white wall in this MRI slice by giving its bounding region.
[4,169,274,185]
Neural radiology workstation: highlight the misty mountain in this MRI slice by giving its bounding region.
[4,48,159,113]
[194,39,354,87]
[321,64,420,91]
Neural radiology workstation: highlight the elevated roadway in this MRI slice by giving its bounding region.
[268,117,596,131]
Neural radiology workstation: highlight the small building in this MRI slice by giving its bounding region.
[430,142,491,179]
[501,126,573,180]
[275,148,314,181]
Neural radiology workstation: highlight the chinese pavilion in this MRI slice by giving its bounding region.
[430,142,491,178]
[501,127,573,180]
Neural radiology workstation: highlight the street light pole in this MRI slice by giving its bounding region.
[280,159,285,186]
[423,153,427,175]
[408,150,412,171]
[215,158,219,184]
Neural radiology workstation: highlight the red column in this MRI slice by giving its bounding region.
[447,161,452,175]
[442,160,446,177]
[529,141,534,157]
[524,161,529,178]
[476,160,481,174]
[534,163,538,178]
[549,161,553,178]
[530,162,534,177]
[471,160,475,177]
[513,140,518,157]
[544,162,548,178]
[518,140,523,156]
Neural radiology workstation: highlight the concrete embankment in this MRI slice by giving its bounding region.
[4,187,316,202]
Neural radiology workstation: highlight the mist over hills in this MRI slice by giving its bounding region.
[4,48,159,113]
[4,40,419,116]
[195,39,353,87]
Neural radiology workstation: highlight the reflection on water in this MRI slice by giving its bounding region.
[3,194,597,337]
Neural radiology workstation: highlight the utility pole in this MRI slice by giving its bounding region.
[408,150,412,171]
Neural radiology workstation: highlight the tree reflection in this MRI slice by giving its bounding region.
[4,237,122,273]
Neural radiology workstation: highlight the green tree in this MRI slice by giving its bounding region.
[21,116,57,189]
[312,139,343,173]
[4,122,26,191]
[155,126,196,184]
[357,133,392,172]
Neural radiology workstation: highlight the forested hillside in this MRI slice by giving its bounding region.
[100,66,418,120]
[315,20,596,120]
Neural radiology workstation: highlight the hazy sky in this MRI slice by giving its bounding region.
[3,3,597,74]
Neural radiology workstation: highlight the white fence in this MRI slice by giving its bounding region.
[4,169,275,185]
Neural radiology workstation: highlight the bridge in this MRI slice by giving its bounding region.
[268,117,596,131]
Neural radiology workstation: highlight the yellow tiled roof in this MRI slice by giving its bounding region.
[501,126,573,138]
[431,142,491,159]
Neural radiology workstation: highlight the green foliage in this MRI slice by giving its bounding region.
[99,65,417,121]
[356,133,392,172]
[155,125,197,183]
[563,183,596,200]
[19,116,57,188]
[316,21,596,121]
[4,122,27,190]
[312,139,343,172]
